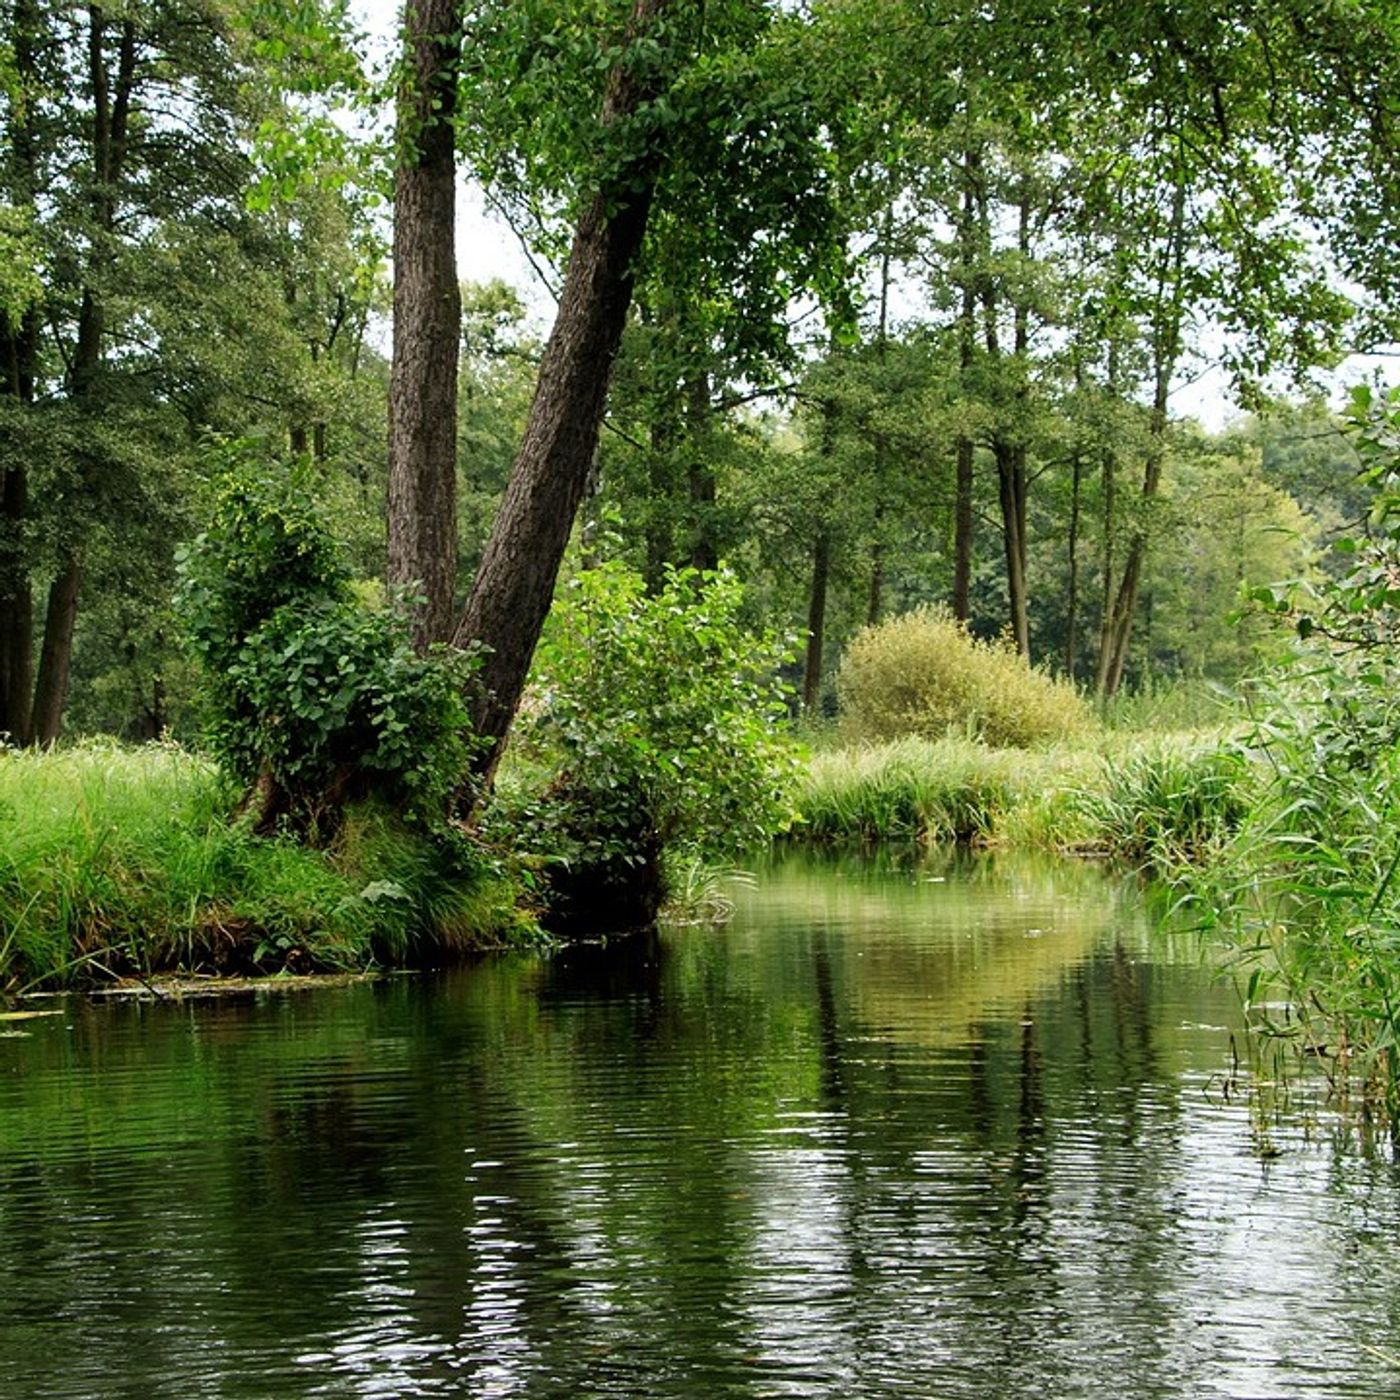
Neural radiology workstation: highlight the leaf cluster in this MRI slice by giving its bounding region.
[176,446,477,827]
[515,561,802,871]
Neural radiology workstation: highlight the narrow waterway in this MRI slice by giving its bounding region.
[1,849,1397,1399]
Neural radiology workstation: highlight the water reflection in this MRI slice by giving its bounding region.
[0,849,1397,1397]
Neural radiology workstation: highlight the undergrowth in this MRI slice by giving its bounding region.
[0,741,535,994]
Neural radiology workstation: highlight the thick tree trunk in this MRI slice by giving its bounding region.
[803,532,830,713]
[31,555,81,745]
[387,0,461,650]
[453,0,669,782]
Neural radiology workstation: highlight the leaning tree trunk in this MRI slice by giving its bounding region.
[453,0,670,783]
[387,0,461,651]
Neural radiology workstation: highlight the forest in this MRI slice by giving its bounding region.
[4,0,1400,1099]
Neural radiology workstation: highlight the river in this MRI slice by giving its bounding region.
[1,848,1397,1398]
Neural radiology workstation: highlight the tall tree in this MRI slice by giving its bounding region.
[387,0,461,650]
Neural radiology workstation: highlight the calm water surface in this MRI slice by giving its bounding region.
[2,849,1398,1399]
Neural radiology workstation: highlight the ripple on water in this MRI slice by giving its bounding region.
[0,850,1397,1399]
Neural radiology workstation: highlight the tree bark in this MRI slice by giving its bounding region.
[1097,174,1187,699]
[387,0,462,650]
[802,532,830,713]
[0,0,41,742]
[0,445,34,744]
[453,0,670,783]
[952,171,976,620]
[1064,446,1082,678]
[31,555,81,745]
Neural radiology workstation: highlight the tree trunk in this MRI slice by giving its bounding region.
[803,532,830,713]
[453,0,670,783]
[952,173,977,621]
[1064,447,1082,678]
[685,368,716,571]
[31,555,81,745]
[0,0,41,742]
[387,0,462,651]
[1097,174,1187,699]
[996,441,1030,655]
[0,453,34,745]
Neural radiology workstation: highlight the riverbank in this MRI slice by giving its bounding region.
[0,742,537,994]
[3,725,1255,994]
[796,730,1253,866]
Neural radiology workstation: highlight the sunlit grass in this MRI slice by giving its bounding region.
[0,740,532,993]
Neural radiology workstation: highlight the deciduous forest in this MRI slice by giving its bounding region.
[10,5,1400,1393]
[6,0,1400,1089]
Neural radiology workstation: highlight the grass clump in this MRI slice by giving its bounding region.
[800,737,1029,843]
[0,741,533,994]
[836,607,1091,748]
[1069,739,1256,869]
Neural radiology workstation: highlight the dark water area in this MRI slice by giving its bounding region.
[2,848,1399,1399]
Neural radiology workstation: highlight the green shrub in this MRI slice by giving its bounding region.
[836,607,1092,748]
[176,448,476,831]
[507,563,802,929]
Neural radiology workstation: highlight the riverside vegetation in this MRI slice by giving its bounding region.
[7,0,1400,1125]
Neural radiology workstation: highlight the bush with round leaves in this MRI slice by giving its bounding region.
[176,449,477,832]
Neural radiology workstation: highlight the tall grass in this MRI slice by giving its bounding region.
[0,741,532,992]
[795,731,1253,861]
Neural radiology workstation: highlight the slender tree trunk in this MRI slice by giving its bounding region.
[952,152,980,619]
[387,0,462,650]
[0,0,40,744]
[803,531,830,713]
[453,0,669,783]
[866,539,884,626]
[952,436,974,621]
[31,555,81,744]
[996,442,1030,655]
[28,6,137,744]
[1064,447,1082,678]
[685,368,716,571]
[1097,174,1187,699]
[644,403,677,592]
[0,448,34,744]
[1093,341,1120,696]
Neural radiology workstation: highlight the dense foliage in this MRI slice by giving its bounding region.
[177,451,476,832]
[837,608,1091,748]
[507,562,801,928]
[1186,389,1400,1107]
